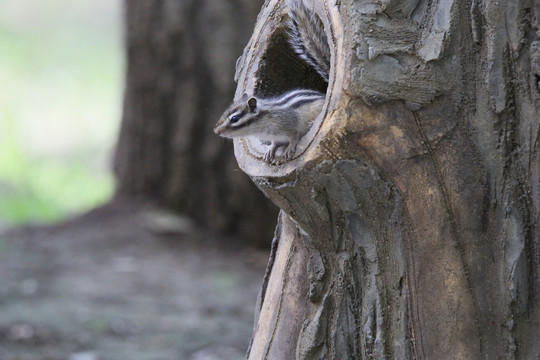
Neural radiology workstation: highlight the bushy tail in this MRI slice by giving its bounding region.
[286,0,331,83]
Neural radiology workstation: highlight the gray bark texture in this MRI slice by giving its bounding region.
[113,0,277,244]
[231,0,540,358]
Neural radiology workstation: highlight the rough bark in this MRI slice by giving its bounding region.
[113,0,277,244]
[232,0,540,358]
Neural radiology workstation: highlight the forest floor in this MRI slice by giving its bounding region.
[0,198,268,360]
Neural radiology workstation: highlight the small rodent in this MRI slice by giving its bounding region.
[214,0,330,163]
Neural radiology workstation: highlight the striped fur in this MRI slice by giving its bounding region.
[214,2,330,162]
[214,89,325,162]
[258,89,325,110]
[287,0,330,82]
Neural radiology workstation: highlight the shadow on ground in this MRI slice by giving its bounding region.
[0,199,268,360]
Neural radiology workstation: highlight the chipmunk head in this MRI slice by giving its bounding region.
[214,93,261,138]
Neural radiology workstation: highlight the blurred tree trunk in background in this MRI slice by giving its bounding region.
[113,0,277,244]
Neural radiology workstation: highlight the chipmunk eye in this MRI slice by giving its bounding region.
[230,114,241,124]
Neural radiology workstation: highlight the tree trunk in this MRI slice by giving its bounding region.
[233,0,540,358]
[113,0,277,244]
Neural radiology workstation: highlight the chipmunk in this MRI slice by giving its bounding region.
[214,0,330,163]
[214,89,326,162]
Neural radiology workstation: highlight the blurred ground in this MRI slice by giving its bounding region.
[0,3,269,358]
[0,199,268,360]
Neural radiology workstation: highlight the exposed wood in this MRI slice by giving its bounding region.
[235,0,540,358]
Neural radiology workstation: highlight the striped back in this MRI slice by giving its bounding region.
[214,89,325,137]
[259,89,325,110]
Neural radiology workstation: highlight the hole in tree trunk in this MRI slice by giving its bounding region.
[240,7,332,163]
[254,26,328,97]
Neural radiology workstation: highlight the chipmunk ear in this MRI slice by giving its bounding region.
[248,97,258,113]
[241,93,249,101]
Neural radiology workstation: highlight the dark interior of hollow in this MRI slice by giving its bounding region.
[254,27,328,98]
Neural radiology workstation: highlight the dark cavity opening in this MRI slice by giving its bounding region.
[254,27,328,98]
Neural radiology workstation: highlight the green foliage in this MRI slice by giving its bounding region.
[0,109,114,224]
[0,0,121,225]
